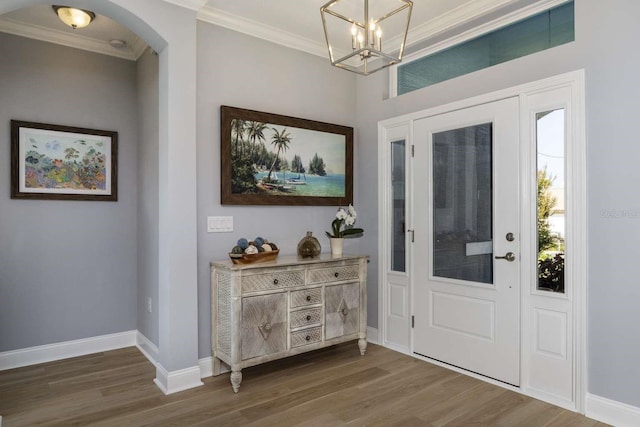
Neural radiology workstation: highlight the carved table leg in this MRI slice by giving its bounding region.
[230,370,242,393]
[358,338,367,355]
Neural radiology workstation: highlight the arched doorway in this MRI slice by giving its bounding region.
[0,0,201,394]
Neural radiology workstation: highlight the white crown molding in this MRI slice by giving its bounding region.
[130,35,150,60]
[198,5,329,59]
[197,0,537,61]
[161,0,208,12]
[0,16,142,61]
[405,0,519,47]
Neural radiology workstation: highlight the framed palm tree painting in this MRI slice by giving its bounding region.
[220,106,353,206]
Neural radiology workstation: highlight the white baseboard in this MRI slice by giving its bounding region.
[381,341,411,355]
[0,330,137,371]
[154,363,204,395]
[366,326,379,345]
[136,332,204,394]
[199,356,214,378]
[586,393,640,427]
[135,331,160,368]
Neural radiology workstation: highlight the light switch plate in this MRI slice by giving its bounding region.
[207,216,233,233]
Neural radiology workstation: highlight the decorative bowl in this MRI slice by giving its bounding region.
[229,249,279,265]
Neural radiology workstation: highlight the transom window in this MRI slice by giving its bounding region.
[396,1,574,96]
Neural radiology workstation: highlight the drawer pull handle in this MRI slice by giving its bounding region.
[264,322,272,331]
[273,279,279,285]
[305,335,311,341]
[341,308,349,316]
[306,295,311,301]
[306,315,312,321]
[334,272,339,278]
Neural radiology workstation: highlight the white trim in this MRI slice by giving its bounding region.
[153,364,204,395]
[405,0,519,49]
[378,70,586,412]
[0,17,142,61]
[135,331,160,368]
[197,0,545,62]
[586,394,640,427]
[160,0,208,12]
[0,330,136,371]
[366,326,379,345]
[390,0,572,97]
[572,71,588,414]
[199,356,213,378]
[381,71,583,127]
[197,6,327,59]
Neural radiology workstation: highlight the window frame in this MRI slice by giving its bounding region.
[390,0,573,98]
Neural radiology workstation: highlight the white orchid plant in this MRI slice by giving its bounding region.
[326,204,364,238]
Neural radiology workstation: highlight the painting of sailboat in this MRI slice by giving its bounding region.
[221,106,353,206]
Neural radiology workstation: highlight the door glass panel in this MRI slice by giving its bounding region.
[536,109,565,293]
[391,139,406,272]
[433,124,493,284]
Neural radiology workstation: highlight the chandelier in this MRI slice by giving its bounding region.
[320,0,413,75]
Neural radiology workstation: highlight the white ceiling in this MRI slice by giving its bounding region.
[0,0,539,61]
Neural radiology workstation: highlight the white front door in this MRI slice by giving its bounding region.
[413,97,521,386]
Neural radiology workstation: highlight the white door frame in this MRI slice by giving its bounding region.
[377,70,586,412]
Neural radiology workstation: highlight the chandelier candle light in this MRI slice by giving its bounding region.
[321,0,413,75]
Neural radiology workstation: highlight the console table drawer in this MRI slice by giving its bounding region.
[291,327,322,348]
[242,269,305,292]
[290,307,322,329]
[308,264,360,284]
[290,288,321,308]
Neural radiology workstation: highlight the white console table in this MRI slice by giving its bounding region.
[211,254,367,392]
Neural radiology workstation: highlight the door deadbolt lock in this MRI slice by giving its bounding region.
[495,252,516,262]
[505,232,515,242]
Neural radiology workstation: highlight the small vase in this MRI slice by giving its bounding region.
[329,237,344,257]
[297,231,321,258]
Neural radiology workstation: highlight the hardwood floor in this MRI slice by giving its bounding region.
[0,343,607,426]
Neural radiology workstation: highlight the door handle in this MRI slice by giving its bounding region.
[495,252,516,262]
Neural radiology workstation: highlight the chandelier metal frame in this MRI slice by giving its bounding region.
[320,0,413,75]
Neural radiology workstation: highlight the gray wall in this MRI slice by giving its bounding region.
[196,23,359,358]
[136,48,159,349]
[354,0,640,409]
[0,33,139,351]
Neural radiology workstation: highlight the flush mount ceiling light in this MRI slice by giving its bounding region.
[320,0,412,75]
[109,39,126,49]
[52,5,96,30]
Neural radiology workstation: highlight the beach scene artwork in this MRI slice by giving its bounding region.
[230,118,347,198]
[17,126,113,195]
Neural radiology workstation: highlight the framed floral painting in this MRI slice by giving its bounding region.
[11,120,118,201]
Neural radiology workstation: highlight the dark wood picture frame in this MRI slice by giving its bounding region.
[11,120,118,201]
[220,106,353,206]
